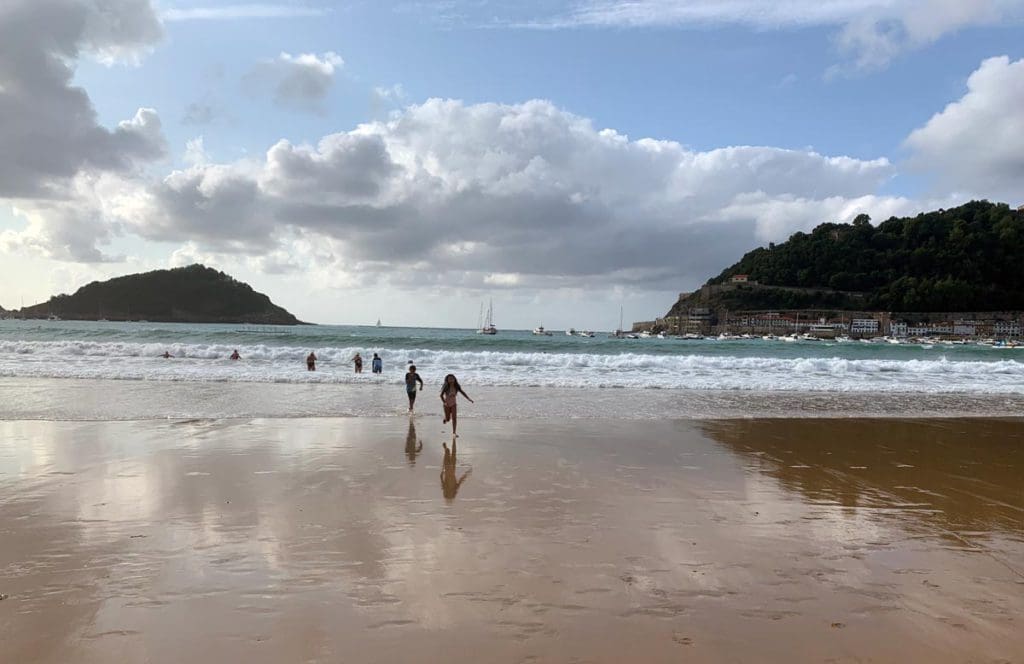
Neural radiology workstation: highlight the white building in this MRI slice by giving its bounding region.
[994,320,1022,338]
[850,318,880,334]
[953,320,977,336]
[890,321,908,337]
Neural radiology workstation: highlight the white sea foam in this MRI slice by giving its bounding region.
[2,339,1023,394]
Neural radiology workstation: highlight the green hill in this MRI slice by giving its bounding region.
[25,264,302,324]
[670,200,1024,315]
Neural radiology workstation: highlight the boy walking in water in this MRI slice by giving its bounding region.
[405,365,424,412]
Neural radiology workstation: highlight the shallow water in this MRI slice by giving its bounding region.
[3,320,1023,395]
[1,417,1021,663]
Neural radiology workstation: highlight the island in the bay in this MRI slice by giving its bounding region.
[15,264,302,325]
[640,200,1024,339]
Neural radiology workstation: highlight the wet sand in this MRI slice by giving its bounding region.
[1,417,1021,663]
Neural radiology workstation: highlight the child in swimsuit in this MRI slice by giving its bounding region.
[440,373,473,438]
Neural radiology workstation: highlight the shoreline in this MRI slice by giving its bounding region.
[4,376,1024,421]
[1,416,1021,663]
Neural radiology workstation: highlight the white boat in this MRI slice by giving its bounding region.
[532,325,552,336]
[638,330,652,339]
[477,299,497,335]
[567,327,576,336]
[376,318,381,327]
[576,330,595,338]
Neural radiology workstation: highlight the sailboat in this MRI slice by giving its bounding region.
[610,305,625,339]
[477,300,497,335]
[376,318,381,327]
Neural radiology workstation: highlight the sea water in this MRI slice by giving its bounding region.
[2,320,1023,419]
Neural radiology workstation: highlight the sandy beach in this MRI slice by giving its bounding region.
[1,416,1022,663]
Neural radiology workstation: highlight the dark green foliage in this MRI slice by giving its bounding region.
[713,287,856,311]
[28,264,300,324]
[707,201,1024,312]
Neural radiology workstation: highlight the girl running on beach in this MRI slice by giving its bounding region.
[440,373,474,438]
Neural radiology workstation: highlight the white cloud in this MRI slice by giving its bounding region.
[244,51,344,113]
[107,98,910,292]
[183,136,209,166]
[905,55,1024,202]
[0,0,165,198]
[162,4,327,21]
[504,0,1024,71]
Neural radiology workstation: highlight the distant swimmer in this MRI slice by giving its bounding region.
[440,373,474,438]
[352,352,363,374]
[307,351,317,371]
[372,353,382,374]
[230,349,241,360]
[161,351,172,359]
[405,364,424,412]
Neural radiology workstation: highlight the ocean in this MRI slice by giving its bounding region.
[2,319,1024,420]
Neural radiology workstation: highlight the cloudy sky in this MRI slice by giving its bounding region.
[1,1,1022,328]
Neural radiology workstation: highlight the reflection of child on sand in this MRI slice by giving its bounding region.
[405,419,423,465]
[441,440,471,500]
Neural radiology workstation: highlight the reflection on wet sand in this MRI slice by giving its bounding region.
[0,417,1021,663]
[440,440,471,500]
[405,418,423,465]
[700,418,1024,545]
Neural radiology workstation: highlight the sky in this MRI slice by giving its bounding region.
[1,0,1022,329]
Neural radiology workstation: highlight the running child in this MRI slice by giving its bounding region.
[440,373,474,438]
[405,364,424,412]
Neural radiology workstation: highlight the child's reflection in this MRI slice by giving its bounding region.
[405,419,423,465]
[441,440,471,501]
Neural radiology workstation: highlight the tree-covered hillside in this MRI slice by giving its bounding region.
[707,201,1024,312]
[26,264,301,324]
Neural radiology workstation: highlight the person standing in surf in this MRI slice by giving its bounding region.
[306,351,317,371]
[405,364,424,412]
[440,373,473,438]
[352,352,363,373]
[372,353,383,374]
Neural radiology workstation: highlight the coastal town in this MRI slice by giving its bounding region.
[635,275,1024,344]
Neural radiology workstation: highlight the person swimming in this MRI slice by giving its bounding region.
[306,351,317,371]
[405,364,424,412]
[161,351,172,359]
[229,349,240,360]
